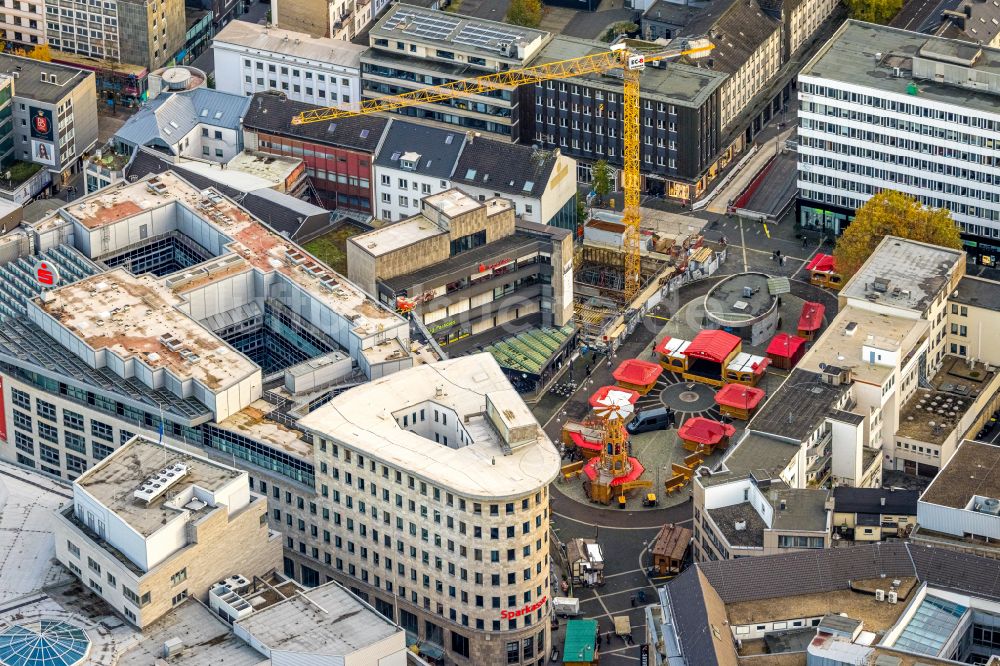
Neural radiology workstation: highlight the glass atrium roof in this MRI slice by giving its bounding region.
[893,595,968,656]
[0,620,91,666]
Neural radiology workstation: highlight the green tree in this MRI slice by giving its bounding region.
[506,0,542,27]
[844,0,902,24]
[833,190,960,279]
[576,193,588,227]
[592,160,612,204]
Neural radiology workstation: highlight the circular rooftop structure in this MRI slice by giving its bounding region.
[704,272,778,327]
[0,620,91,666]
[150,65,207,93]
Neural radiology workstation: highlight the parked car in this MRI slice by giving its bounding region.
[626,406,674,434]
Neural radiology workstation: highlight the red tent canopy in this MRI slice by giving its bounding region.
[806,253,836,273]
[613,359,664,385]
[583,457,646,485]
[766,333,806,359]
[588,385,640,409]
[676,417,737,445]
[798,302,825,332]
[685,330,741,363]
[714,383,766,410]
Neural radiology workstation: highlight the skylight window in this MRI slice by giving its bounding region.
[214,111,223,119]
[523,180,534,192]
[200,109,208,117]
[360,129,369,139]
[465,169,476,179]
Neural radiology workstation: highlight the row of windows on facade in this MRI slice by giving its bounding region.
[800,121,1000,170]
[535,131,678,168]
[256,470,547,544]
[315,436,547,512]
[801,102,1000,149]
[536,111,679,134]
[65,538,184,608]
[799,149,1000,189]
[244,77,350,102]
[536,82,681,114]
[288,537,548,634]
[241,60,352,85]
[799,82,1000,132]
[4,371,315,487]
[798,173,1000,221]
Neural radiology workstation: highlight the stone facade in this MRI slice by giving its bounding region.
[273,434,553,666]
[54,486,280,628]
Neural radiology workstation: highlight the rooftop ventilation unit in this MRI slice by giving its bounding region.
[872,277,891,293]
[134,463,189,503]
[978,498,1000,515]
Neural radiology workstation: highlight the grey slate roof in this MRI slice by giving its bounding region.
[452,139,557,199]
[833,487,919,516]
[116,88,251,150]
[373,119,466,180]
[680,0,781,75]
[242,92,388,153]
[0,54,91,103]
[124,149,327,239]
[951,276,1000,313]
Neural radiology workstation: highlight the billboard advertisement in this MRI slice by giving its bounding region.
[31,139,55,166]
[29,107,53,141]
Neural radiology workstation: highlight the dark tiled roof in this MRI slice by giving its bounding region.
[124,149,326,239]
[373,119,466,180]
[643,0,705,26]
[833,488,919,516]
[452,139,557,198]
[951,276,1000,312]
[681,0,781,75]
[667,569,738,666]
[242,92,389,153]
[708,503,766,548]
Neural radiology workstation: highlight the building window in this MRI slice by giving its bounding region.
[67,540,80,557]
[63,410,84,431]
[87,557,101,574]
[92,441,114,460]
[10,388,30,410]
[171,590,188,606]
[452,631,470,658]
[506,640,519,664]
[91,421,113,442]
[14,431,33,454]
[170,568,187,585]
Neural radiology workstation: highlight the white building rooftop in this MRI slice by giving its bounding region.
[75,436,243,538]
[234,580,402,658]
[798,305,927,385]
[352,216,445,257]
[839,236,963,313]
[32,268,258,392]
[298,353,561,499]
[59,172,404,337]
[213,20,366,69]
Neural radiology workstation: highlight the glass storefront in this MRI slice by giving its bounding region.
[797,200,855,235]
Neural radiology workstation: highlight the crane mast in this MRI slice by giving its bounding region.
[292,40,713,309]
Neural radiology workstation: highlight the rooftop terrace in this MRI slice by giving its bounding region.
[896,356,996,444]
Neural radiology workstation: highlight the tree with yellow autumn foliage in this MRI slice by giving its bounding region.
[833,190,961,279]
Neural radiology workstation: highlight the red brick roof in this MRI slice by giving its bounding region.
[766,333,806,359]
[677,417,736,444]
[613,358,664,386]
[714,383,766,409]
[685,330,741,364]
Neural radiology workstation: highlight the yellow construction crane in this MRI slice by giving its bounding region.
[292,40,713,303]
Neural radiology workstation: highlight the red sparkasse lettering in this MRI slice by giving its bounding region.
[499,596,547,620]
